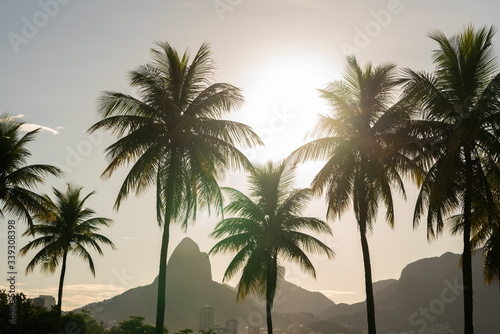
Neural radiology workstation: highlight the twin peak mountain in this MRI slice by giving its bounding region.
[80,238,500,334]
[81,238,332,331]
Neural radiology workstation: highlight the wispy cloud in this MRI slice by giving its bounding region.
[316,290,355,295]
[4,114,61,135]
[20,123,60,135]
[316,290,354,295]
[314,290,355,301]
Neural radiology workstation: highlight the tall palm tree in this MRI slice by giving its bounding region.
[19,183,115,324]
[210,161,334,334]
[399,25,500,334]
[0,114,61,230]
[481,225,500,289]
[88,42,262,333]
[450,172,500,290]
[291,56,416,334]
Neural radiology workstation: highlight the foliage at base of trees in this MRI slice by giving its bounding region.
[0,290,174,333]
[0,291,178,334]
[0,290,107,334]
[107,315,168,334]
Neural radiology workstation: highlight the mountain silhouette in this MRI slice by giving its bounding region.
[77,237,335,331]
[78,239,500,333]
[272,277,335,315]
[320,251,500,333]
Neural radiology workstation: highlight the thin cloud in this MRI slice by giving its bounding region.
[314,290,355,295]
[20,123,60,135]
[2,114,61,135]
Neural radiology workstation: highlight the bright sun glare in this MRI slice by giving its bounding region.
[233,54,340,184]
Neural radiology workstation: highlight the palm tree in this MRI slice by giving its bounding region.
[19,183,115,325]
[450,175,500,290]
[210,161,334,334]
[88,42,262,333]
[291,56,416,334]
[481,225,500,289]
[399,25,500,334]
[0,113,61,230]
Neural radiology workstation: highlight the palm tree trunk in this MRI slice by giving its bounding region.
[360,228,377,334]
[266,254,278,334]
[155,159,176,334]
[463,151,474,334]
[266,291,273,334]
[357,162,377,334]
[155,216,171,334]
[56,249,68,331]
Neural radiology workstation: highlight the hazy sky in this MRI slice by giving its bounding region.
[1,0,500,311]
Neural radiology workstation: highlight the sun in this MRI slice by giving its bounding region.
[233,52,341,166]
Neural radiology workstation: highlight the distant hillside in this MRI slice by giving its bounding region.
[320,251,500,333]
[271,276,335,315]
[78,238,500,333]
[77,237,335,332]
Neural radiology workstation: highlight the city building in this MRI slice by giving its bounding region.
[200,305,214,331]
[32,295,56,310]
[213,323,225,334]
[226,319,239,334]
[249,326,261,334]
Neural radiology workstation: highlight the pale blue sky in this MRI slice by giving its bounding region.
[1,0,500,310]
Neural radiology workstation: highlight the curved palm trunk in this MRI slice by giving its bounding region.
[155,216,171,334]
[360,227,376,334]
[266,287,274,334]
[56,249,68,331]
[266,254,278,334]
[463,151,474,334]
[357,162,377,334]
[155,159,176,334]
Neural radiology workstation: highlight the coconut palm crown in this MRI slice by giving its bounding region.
[399,25,500,334]
[88,41,262,333]
[210,161,334,334]
[290,56,417,334]
[0,114,61,229]
[19,183,115,323]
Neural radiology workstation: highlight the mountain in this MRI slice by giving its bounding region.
[271,273,335,315]
[77,238,334,331]
[78,238,500,333]
[320,251,500,333]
